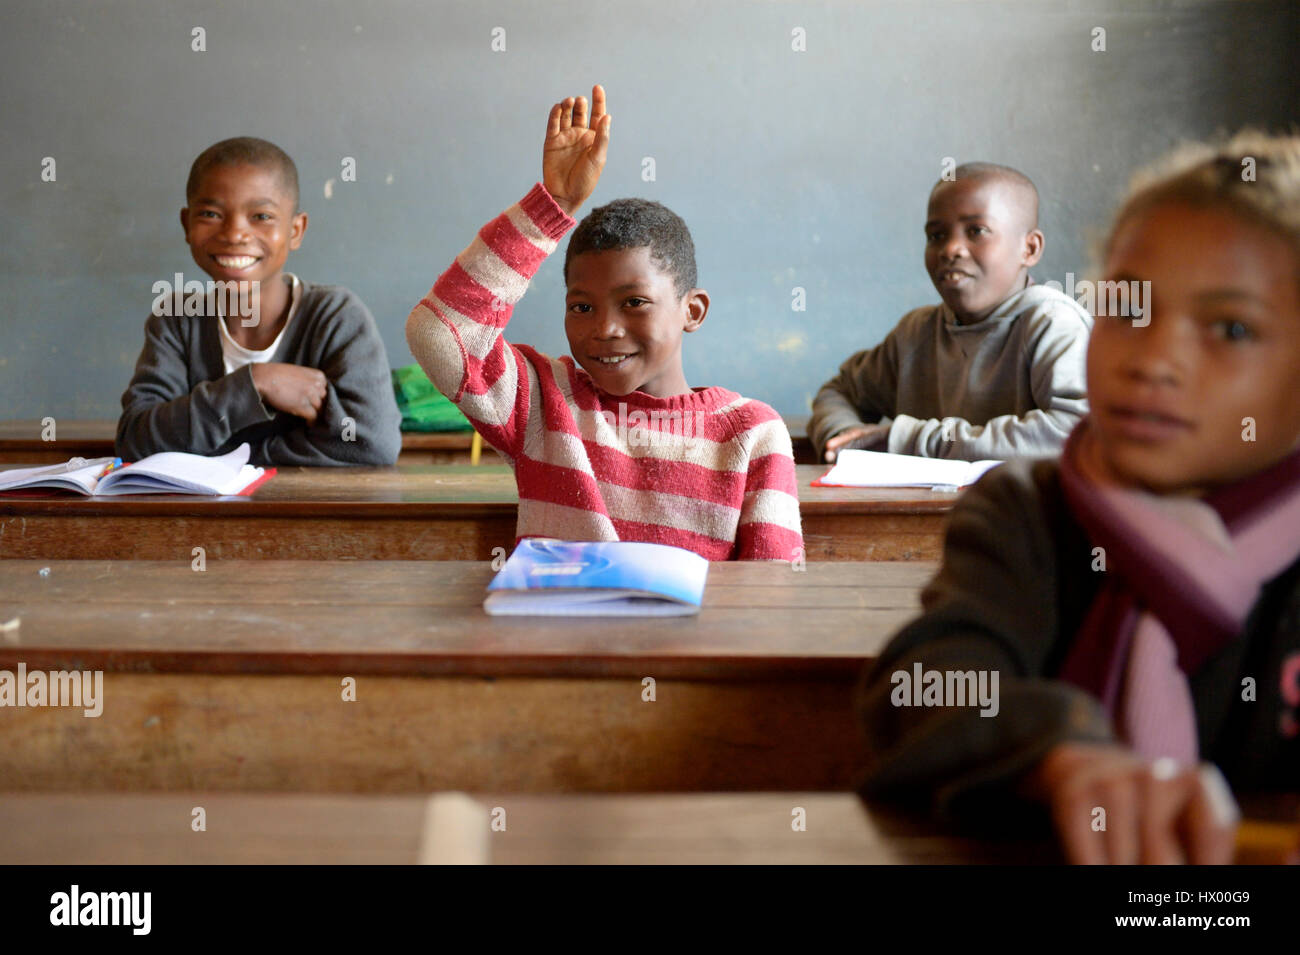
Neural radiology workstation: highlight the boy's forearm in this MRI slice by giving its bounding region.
[253,364,402,467]
[116,365,272,459]
[405,184,575,458]
[247,403,400,466]
[809,385,868,459]
[809,342,897,459]
[405,184,575,402]
[886,406,1083,460]
[118,318,273,458]
[265,302,403,466]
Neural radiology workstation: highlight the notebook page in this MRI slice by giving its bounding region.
[0,457,117,494]
[97,444,252,495]
[815,449,1002,488]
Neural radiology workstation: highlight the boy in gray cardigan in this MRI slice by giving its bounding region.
[117,137,401,467]
[809,163,1091,462]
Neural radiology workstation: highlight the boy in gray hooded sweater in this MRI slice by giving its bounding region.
[809,163,1091,463]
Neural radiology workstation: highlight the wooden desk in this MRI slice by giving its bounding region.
[0,420,117,464]
[0,792,1053,864]
[800,465,955,560]
[0,419,483,466]
[4,789,1289,864]
[0,558,932,793]
[0,414,815,465]
[0,464,955,562]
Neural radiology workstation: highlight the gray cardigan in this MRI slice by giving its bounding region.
[809,285,1092,461]
[117,281,401,467]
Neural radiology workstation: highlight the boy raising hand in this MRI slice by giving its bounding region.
[405,87,802,560]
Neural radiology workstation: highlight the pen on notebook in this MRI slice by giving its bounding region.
[98,458,123,476]
[63,456,117,473]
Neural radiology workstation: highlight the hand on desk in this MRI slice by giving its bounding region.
[824,423,891,462]
[1025,742,1239,865]
[250,362,328,426]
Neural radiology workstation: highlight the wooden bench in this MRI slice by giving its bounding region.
[0,464,955,562]
[0,558,932,793]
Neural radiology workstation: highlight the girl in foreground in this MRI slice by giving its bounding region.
[859,131,1300,864]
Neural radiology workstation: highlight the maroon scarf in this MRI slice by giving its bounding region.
[1057,420,1300,762]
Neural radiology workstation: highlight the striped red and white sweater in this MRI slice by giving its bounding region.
[404,183,803,561]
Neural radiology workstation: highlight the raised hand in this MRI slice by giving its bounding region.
[543,85,611,216]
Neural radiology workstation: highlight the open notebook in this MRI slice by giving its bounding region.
[813,448,1002,489]
[484,539,710,617]
[0,443,274,497]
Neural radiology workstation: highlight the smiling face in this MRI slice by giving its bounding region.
[181,163,306,289]
[925,177,1043,324]
[564,246,707,398]
[1085,200,1300,496]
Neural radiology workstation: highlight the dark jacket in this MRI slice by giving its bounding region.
[857,456,1300,828]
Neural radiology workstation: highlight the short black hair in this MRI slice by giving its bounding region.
[563,198,697,298]
[186,137,300,212]
[935,162,1040,231]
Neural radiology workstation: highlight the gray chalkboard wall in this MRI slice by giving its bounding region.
[2,0,1297,421]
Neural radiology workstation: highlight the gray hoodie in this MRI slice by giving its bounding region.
[808,284,1092,461]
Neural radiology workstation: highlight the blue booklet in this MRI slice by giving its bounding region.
[484,539,710,617]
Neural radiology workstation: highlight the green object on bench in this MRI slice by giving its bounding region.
[391,364,474,432]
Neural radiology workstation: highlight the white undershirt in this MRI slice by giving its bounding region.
[219,273,302,375]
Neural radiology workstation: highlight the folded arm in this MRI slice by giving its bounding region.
[246,297,402,466]
[116,315,275,460]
